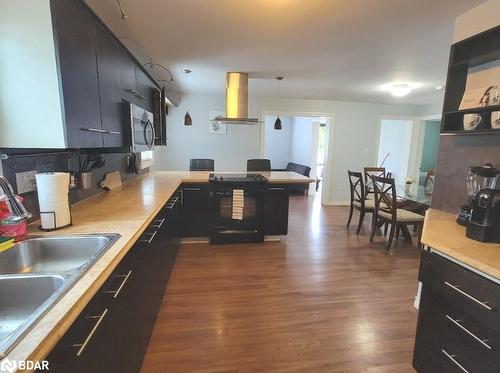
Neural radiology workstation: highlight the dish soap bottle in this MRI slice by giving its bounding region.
[0,198,28,241]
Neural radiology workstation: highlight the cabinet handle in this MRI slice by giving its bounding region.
[126,88,146,100]
[444,282,493,311]
[141,230,157,244]
[152,218,165,229]
[166,197,179,209]
[268,187,286,191]
[104,271,132,299]
[441,349,469,373]
[82,128,107,133]
[71,308,108,357]
[445,315,492,350]
[183,187,202,191]
[107,131,122,135]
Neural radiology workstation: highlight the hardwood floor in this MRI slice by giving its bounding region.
[141,193,420,372]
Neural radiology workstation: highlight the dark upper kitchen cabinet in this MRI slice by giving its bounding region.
[50,0,161,149]
[95,25,131,148]
[120,53,139,105]
[135,66,158,112]
[1,0,163,149]
[50,0,104,148]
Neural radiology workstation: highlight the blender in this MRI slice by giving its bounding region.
[457,163,500,226]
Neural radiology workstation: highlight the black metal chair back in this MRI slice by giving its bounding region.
[189,159,215,171]
[247,159,271,171]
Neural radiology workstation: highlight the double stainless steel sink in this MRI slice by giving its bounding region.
[0,234,120,359]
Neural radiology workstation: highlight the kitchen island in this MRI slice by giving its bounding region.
[3,171,312,371]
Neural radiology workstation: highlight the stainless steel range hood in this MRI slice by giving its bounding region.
[212,72,260,125]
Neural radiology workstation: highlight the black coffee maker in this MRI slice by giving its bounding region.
[457,163,499,226]
[466,189,500,243]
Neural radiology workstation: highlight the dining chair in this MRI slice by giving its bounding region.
[347,171,375,234]
[189,159,215,171]
[247,159,271,171]
[364,167,386,198]
[369,175,424,250]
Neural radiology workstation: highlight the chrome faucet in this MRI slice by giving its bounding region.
[0,175,32,220]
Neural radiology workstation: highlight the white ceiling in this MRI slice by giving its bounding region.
[86,0,485,105]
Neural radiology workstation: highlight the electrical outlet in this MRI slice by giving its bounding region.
[15,170,37,194]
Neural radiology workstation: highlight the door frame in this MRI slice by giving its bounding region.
[260,110,335,205]
[377,115,416,185]
[413,113,442,181]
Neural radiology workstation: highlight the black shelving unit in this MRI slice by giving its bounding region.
[441,25,500,135]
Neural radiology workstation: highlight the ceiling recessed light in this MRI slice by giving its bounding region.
[390,84,411,97]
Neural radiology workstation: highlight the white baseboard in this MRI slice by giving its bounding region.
[322,200,350,206]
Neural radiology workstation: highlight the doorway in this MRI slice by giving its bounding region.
[377,118,414,185]
[260,113,333,205]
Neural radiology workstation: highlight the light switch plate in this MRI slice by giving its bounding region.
[15,170,37,194]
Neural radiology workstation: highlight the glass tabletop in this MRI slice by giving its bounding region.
[396,183,433,205]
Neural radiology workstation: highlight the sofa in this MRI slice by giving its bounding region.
[274,162,311,194]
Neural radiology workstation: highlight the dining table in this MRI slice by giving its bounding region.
[393,182,433,244]
[396,182,433,207]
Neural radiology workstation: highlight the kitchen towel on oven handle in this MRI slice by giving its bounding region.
[232,189,244,220]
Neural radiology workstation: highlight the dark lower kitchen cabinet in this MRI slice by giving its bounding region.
[41,193,181,373]
[181,184,211,237]
[263,185,289,235]
[51,0,103,148]
[413,250,500,373]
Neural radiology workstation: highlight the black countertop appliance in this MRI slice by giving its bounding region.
[208,173,268,244]
[466,188,500,243]
[457,163,499,226]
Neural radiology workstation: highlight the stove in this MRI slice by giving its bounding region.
[209,173,268,183]
[208,174,268,244]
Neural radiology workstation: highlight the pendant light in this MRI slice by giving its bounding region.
[274,76,284,130]
[183,69,192,126]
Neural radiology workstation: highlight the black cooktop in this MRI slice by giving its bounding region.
[209,173,268,183]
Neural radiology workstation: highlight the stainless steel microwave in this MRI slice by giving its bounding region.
[129,103,155,152]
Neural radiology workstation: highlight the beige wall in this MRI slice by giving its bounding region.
[453,0,500,42]
[0,0,66,148]
[153,93,418,204]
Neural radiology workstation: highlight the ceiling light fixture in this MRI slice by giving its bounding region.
[436,85,444,91]
[116,0,127,20]
[390,84,411,97]
[183,69,192,126]
[274,76,284,130]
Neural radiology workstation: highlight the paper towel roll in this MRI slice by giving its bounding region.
[35,172,71,230]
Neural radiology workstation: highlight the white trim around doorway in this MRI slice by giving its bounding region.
[259,110,335,205]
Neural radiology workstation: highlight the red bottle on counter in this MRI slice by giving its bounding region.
[0,198,28,241]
